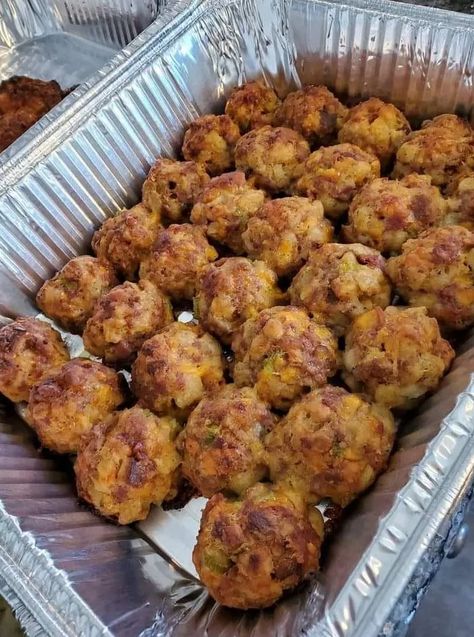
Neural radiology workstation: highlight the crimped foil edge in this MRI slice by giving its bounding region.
[0,497,111,637]
[314,378,474,637]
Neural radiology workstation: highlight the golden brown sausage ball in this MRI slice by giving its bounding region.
[242,196,333,277]
[180,385,276,497]
[235,125,310,193]
[142,158,210,223]
[74,406,181,524]
[421,113,472,138]
[224,81,281,132]
[190,171,266,253]
[342,174,447,254]
[386,226,474,330]
[139,224,218,301]
[275,85,347,146]
[182,114,240,176]
[0,318,69,403]
[343,306,454,410]
[265,385,395,506]
[193,482,324,609]
[289,243,391,336]
[232,306,339,410]
[445,172,474,229]
[393,116,473,190]
[36,256,118,334]
[91,203,160,280]
[294,143,380,219]
[27,358,126,454]
[337,97,411,168]
[131,322,224,421]
[194,257,285,344]
[83,280,173,366]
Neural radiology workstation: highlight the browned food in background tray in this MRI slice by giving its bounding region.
[0,76,68,152]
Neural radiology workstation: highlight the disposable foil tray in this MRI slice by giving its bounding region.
[0,1,473,636]
[0,1,163,162]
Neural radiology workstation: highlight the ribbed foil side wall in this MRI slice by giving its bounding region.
[0,0,161,49]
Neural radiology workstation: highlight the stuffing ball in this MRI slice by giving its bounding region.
[139,224,218,301]
[180,385,276,497]
[91,203,161,280]
[242,196,333,277]
[27,358,126,454]
[342,174,447,254]
[343,306,454,409]
[421,113,473,138]
[225,81,281,132]
[265,385,395,506]
[131,322,224,421]
[83,280,173,366]
[275,85,347,146]
[445,172,474,229]
[195,257,284,344]
[386,225,474,330]
[142,158,210,223]
[337,97,411,168]
[190,171,266,253]
[182,114,240,176]
[193,482,324,609]
[36,256,118,334]
[289,243,391,336]
[0,318,69,403]
[232,306,339,410]
[294,143,380,219]
[74,406,181,524]
[393,115,473,190]
[0,76,64,117]
[235,125,310,193]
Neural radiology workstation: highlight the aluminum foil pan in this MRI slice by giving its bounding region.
[0,1,164,163]
[0,0,473,636]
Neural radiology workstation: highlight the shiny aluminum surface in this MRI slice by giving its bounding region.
[0,1,473,636]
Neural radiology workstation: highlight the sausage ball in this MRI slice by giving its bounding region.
[0,108,42,152]
[92,203,161,280]
[0,318,69,403]
[75,406,181,524]
[289,243,391,336]
[225,81,281,132]
[421,113,473,138]
[342,174,447,254]
[180,385,276,497]
[445,172,474,229]
[275,85,347,146]
[242,196,333,277]
[139,224,218,301]
[142,158,210,223]
[343,306,454,409]
[36,256,118,334]
[131,322,225,421]
[235,125,310,193]
[265,385,395,506]
[190,171,266,254]
[232,306,339,410]
[337,97,411,168]
[182,114,240,176]
[193,482,324,609]
[27,358,126,454]
[386,225,474,330]
[294,143,380,219]
[194,257,284,344]
[393,116,473,190]
[83,280,173,366]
